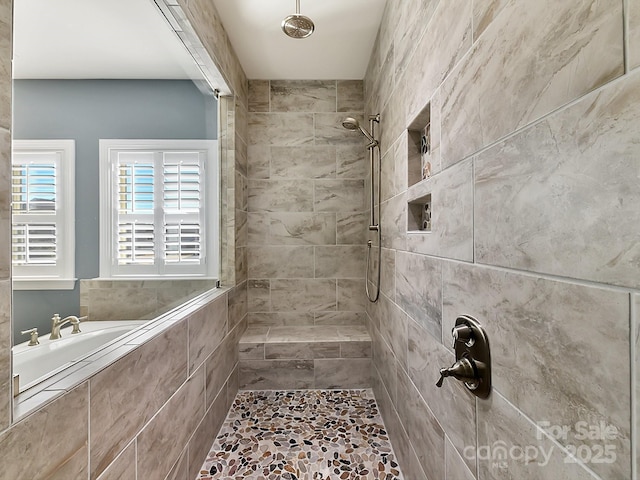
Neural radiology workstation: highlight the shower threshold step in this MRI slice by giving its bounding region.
[239,325,372,390]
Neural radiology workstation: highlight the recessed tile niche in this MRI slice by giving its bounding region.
[407,103,432,233]
[407,102,431,187]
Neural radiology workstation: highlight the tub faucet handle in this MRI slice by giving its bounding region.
[71,316,87,334]
[21,328,40,346]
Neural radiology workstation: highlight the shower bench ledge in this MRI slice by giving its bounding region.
[238,325,372,390]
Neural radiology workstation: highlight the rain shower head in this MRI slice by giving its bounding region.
[282,0,315,39]
[341,116,376,145]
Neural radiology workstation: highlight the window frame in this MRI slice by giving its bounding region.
[98,139,219,279]
[11,139,76,290]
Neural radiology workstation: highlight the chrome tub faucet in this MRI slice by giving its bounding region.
[49,314,87,340]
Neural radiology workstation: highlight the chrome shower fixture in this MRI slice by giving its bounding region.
[282,0,315,39]
[341,116,378,147]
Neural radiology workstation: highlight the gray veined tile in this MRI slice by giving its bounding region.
[247,145,270,179]
[407,318,476,472]
[248,279,270,312]
[248,112,314,146]
[314,358,371,388]
[478,392,601,480]
[440,0,623,168]
[635,294,640,476]
[396,251,442,341]
[269,212,336,246]
[631,0,640,69]
[315,246,366,279]
[248,312,315,327]
[336,212,366,245]
[248,80,269,113]
[248,179,314,213]
[270,279,337,312]
[406,158,473,262]
[315,113,368,146]
[314,179,365,213]
[442,262,631,480]
[270,80,337,113]
[271,145,337,179]
[475,70,640,289]
[404,0,472,123]
[337,80,364,112]
[238,360,314,389]
[248,245,314,279]
[336,145,367,179]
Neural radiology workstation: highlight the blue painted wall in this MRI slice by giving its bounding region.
[12,79,217,343]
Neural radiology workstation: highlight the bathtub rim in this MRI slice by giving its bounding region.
[13,286,229,421]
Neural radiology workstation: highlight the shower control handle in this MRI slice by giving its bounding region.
[436,356,478,387]
[436,315,491,398]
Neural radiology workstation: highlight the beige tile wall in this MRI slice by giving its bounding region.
[0,0,11,431]
[364,1,637,479]
[0,0,250,478]
[0,285,245,480]
[246,80,368,329]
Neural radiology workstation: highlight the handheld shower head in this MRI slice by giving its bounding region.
[341,116,376,145]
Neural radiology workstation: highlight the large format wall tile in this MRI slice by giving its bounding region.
[337,80,364,112]
[407,158,473,262]
[248,179,314,212]
[0,278,9,428]
[270,279,337,312]
[269,212,336,246]
[396,251,442,341]
[137,368,205,479]
[477,392,600,480]
[315,246,365,278]
[188,294,228,374]
[248,113,314,146]
[96,442,135,480]
[396,369,445,480]
[248,246,315,278]
[314,179,365,212]
[636,293,640,475]
[270,80,336,113]
[443,262,630,480]
[0,0,10,131]
[0,384,88,480]
[631,0,640,70]
[407,319,476,472]
[271,146,336,179]
[440,0,623,168]
[90,322,188,479]
[475,70,640,289]
[404,0,472,123]
[0,113,8,283]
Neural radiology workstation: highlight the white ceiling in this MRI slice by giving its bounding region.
[211,0,387,79]
[13,0,387,81]
[13,0,202,79]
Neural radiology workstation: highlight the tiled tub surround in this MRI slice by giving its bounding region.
[198,389,403,479]
[361,0,639,479]
[79,278,218,320]
[239,325,371,390]
[0,285,247,479]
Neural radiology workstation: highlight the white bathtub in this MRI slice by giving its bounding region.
[13,320,148,392]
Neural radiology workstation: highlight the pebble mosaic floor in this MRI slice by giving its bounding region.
[197,389,404,480]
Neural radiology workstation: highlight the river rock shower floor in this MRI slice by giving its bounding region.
[197,389,404,480]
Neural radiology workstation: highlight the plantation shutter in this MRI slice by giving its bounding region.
[110,148,207,276]
[12,154,59,274]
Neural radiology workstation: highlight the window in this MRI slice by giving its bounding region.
[99,140,218,278]
[11,140,76,289]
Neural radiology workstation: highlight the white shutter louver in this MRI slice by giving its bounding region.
[11,140,75,287]
[101,140,217,276]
